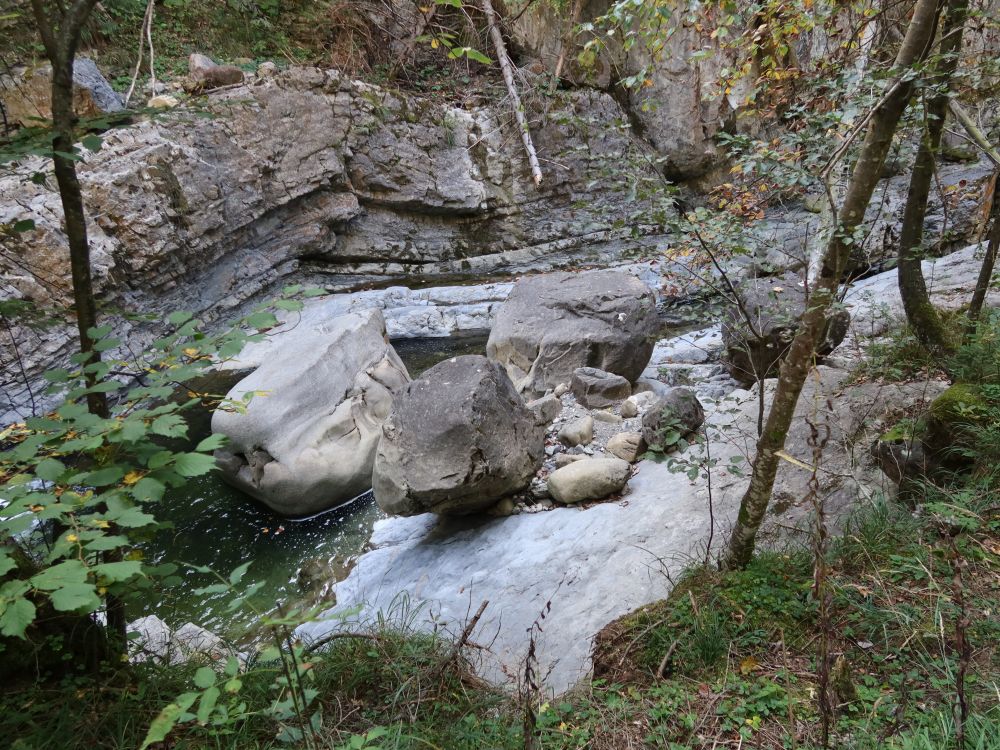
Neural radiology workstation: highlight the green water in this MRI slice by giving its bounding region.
[129,331,490,640]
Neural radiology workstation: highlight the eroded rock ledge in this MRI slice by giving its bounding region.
[0,67,664,422]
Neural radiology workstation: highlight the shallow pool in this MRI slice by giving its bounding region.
[128,331,490,640]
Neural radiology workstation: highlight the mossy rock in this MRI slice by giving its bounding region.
[924,383,997,459]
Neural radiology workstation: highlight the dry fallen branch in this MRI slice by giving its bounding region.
[480,0,543,186]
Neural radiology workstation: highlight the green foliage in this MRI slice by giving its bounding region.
[0,286,312,650]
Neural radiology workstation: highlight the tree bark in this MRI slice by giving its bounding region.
[30,1,125,649]
[721,0,943,570]
[965,180,1000,335]
[897,0,968,357]
[30,0,108,421]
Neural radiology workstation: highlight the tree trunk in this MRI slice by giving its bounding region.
[31,1,125,649]
[721,0,943,571]
[966,181,1000,335]
[31,0,108,421]
[897,0,968,357]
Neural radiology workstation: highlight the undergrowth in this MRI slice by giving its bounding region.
[3,484,996,750]
[2,0,498,97]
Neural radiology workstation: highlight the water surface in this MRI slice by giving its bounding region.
[129,332,489,640]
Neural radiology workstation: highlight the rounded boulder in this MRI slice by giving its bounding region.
[486,270,659,396]
[373,355,545,516]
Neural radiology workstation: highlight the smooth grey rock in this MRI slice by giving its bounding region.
[373,355,544,516]
[633,377,672,397]
[72,58,124,114]
[622,391,658,417]
[212,309,409,516]
[641,388,705,450]
[606,432,646,463]
[592,411,622,424]
[558,416,594,447]
[554,453,587,468]
[547,457,631,504]
[722,273,849,383]
[172,623,228,662]
[487,270,659,395]
[527,394,562,426]
[554,383,571,397]
[128,615,173,664]
[571,366,632,408]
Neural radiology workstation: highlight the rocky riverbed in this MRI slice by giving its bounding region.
[289,245,987,693]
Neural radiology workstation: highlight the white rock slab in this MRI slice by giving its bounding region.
[298,391,761,694]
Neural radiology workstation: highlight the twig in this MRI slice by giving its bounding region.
[655,638,679,679]
[949,101,1000,166]
[124,0,154,107]
[441,599,488,669]
[303,630,381,655]
[480,0,543,186]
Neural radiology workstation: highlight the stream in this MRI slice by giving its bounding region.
[127,330,491,640]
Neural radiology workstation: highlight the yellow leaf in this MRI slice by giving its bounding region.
[431,38,439,49]
[183,347,199,357]
[123,470,144,485]
[740,656,758,674]
[92,519,110,529]
[66,534,79,543]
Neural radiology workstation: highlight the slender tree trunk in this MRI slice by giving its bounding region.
[965,182,1000,335]
[721,0,943,570]
[31,0,108,420]
[31,1,125,649]
[897,0,968,357]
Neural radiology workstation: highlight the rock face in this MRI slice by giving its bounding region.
[373,355,544,516]
[487,270,659,396]
[509,1,734,179]
[722,273,850,383]
[211,309,409,516]
[0,58,123,128]
[571,366,631,408]
[641,388,705,450]
[0,69,668,423]
[547,457,631,504]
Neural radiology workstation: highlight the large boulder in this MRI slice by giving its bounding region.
[211,309,409,516]
[0,58,123,128]
[641,388,705,451]
[722,273,850,383]
[486,270,659,396]
[373,355,545,516]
